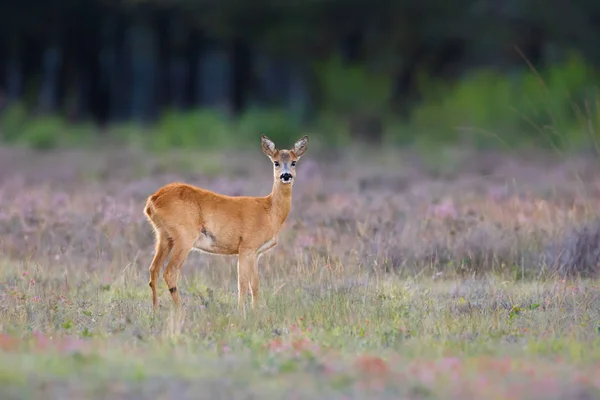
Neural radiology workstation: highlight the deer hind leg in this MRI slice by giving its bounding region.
[237,250,259,311]
[162,233,194,310]
[148,233,173,311]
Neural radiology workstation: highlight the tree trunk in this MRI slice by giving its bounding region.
[167,15,189,110]
[287,65,310,126]
[6,40,23,103]
[37,41,62,114]
[197,42,233,114]
[128,15,157,124]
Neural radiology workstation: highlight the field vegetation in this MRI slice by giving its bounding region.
[1,141,600,399]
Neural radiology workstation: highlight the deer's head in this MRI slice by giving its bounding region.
[261,135,309,186]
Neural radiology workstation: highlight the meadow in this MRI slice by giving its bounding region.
[1,142,600,399]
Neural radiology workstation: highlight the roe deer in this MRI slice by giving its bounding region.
[144,134,309,312]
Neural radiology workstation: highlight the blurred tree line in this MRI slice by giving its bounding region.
[1,0,600,147]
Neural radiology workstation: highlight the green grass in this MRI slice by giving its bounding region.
[1,259,600,399]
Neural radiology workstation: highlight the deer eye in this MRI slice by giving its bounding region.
[291,161,296,167]
[274,161,280,167]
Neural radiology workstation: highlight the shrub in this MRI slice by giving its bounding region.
[152,109,233,150]
[0,102,28,143]
[19,115,66,150]
[313,54,394,143]
[544,218,600,278]
[236,107,303,145]
[408,53,600,151]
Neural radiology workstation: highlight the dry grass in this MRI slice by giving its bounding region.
[1,144,600,399]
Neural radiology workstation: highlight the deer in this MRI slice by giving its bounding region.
[144,134,309,313]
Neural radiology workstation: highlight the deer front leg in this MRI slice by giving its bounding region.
[237,250,258,311]
[249,261,260,310]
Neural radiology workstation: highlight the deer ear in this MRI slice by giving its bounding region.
[293,135,309,159]
[261,135,276,157]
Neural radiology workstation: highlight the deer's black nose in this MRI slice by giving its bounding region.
[280,173,293,182]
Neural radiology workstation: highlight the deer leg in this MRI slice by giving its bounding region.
[249,259,260,310]
[162,236,193,310]
[237,258,248,312]
[148,234,173,311]
[238,250,258,311]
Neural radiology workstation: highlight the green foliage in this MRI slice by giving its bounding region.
[148,107,306,151]
[312,112,353,146]
[236,108,303,145]
[151,109,234,150]
[0,102,97,150]
[412,70,517,146]
[19,115,67,150]
[0,102,28,143]
[313,54,394,142]
[1,54,600,153]
[409,53,600,151]
[314,54,394,118]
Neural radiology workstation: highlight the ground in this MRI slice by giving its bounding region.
[0,143,600,399]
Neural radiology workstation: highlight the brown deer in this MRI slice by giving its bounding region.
[144,134,309,312]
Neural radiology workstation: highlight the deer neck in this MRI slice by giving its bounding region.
[270,181,293,227]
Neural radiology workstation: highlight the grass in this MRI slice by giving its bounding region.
[1,143,600,399]
[2,265,600,399]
